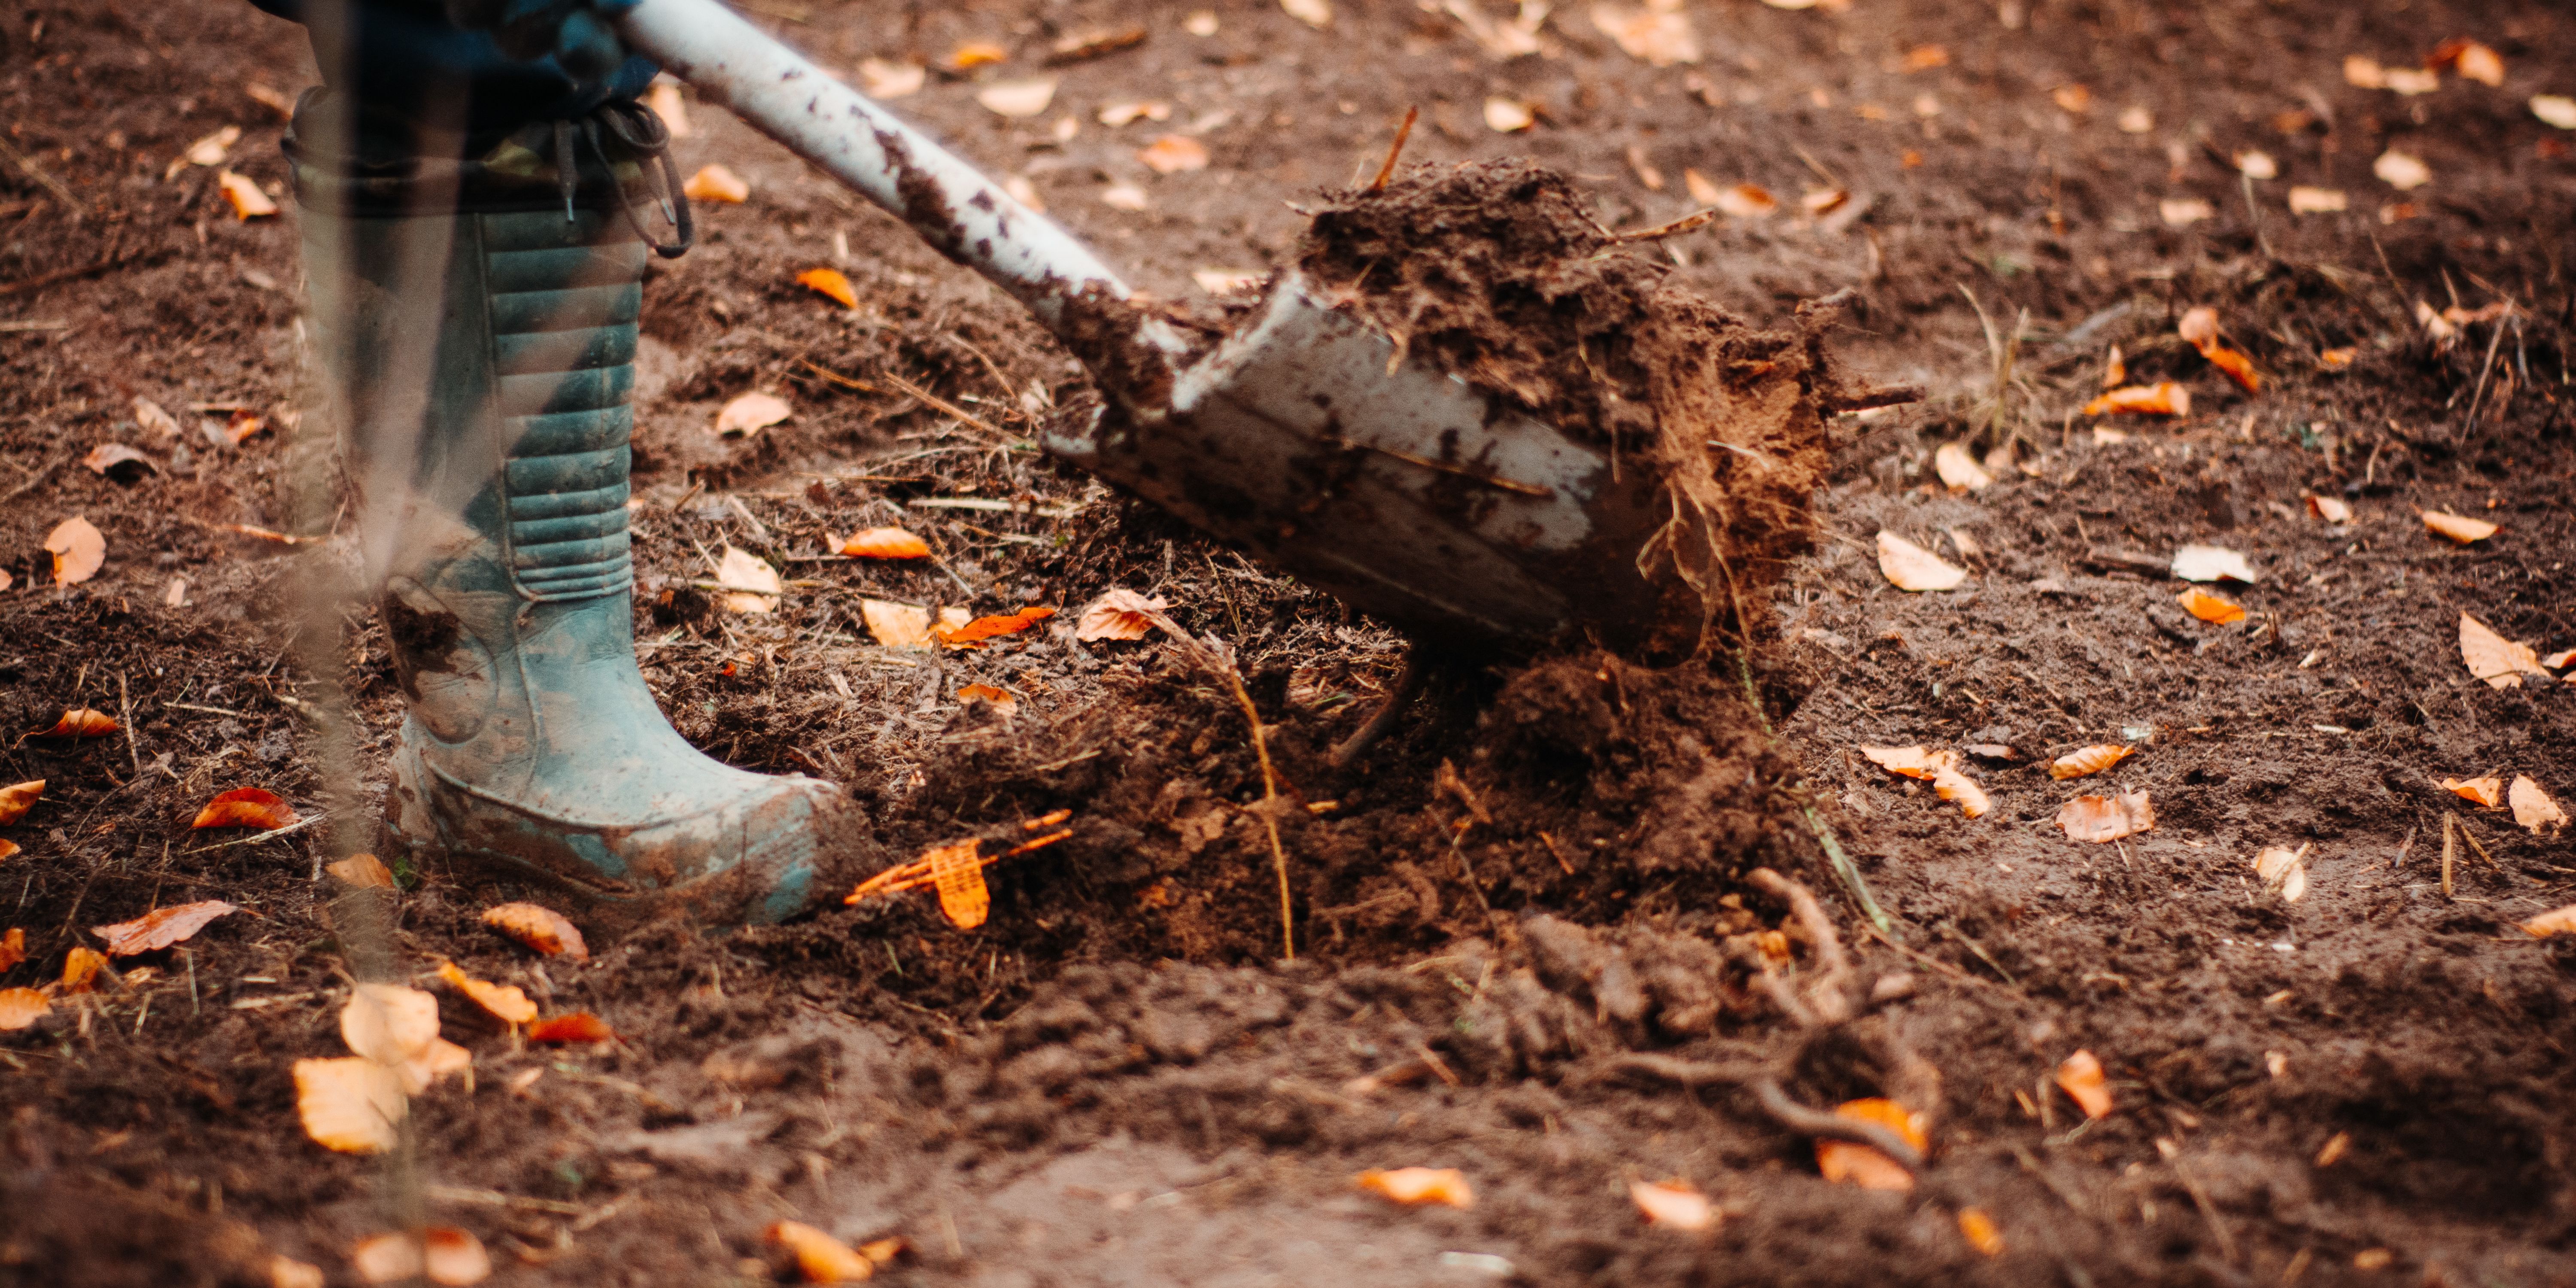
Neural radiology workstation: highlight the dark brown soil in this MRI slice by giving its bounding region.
[6,2,2576,1287]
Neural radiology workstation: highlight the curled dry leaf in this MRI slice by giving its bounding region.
[2286,186,2347,214]
[933,605,1056,647]
[944,40,1008,70]
[295,1056,407,1154]
[2252,844,2310,902]
[340,983,467,1095]
[1100,182,1150,211]
[2055,1049,2113,1118]
[1959,1208,2005,1256]
[2460,612,2550,688]
[528,1012,617,1044]
[716,544,784,615]
[92,900,237,956]
[134,396,182,440]
[645,79,690,136]
[2421,510,2497,544]
[1876,531,1966,592]
[1932,766,1990,819]
[1356,1166,1475,1208]
[0,927,21,971]
[2430,39,2504,86]
[857,58,926,99]
[716,391,793,437]
[1629,1179,1716,1230]
[1279,0,1334,29]
[2545,649,2576,671]
[481,902,589,962]
[955,683,1017,711]
[2052,84,2093,113]
[61,946,108,993]
[1815,1099,1926,1191]
[2306,493,2353,523]
[2233,150,2276,179]
[2440,775,2502,807]
[2177,586,2247,624]
[192,787,299,830]
[1932,442,1992,491]
[2533,95,2576,131]
[83,443,155,477]
[2372,149,2431,190]
[218,171,278,219]
[352,1228,491,1287]
[1483,98,1536,133]
[1715,183,1779,218]
[840,527,931,559]
[928,838,991,929]
[2171,544,2257,584]
[1861,746,1954,780]
[0,987,51,1032]
[2082,383,2189,416]
[185,125,243,167]
[2050,744,2135,781]
[436,960,538,1027]
[682,164,750,204]
[795,267,858,309]
[2203,345,2260,392]
[2159,198,2214,228]
[45,516,106,585]
[2177,306,2219,349]
[32,709,119,739]
[328,853,396,888]
[862,598,936,650]
[2510,776,2567,836]
[976,78,1059,118]
[2524,905,2576,939]
[1592,2,1698,68]
[1137,134,1209,174]
[2058,791,2155,842]
[1191,268,1266,296]
[1075,587,1171,641]
[0,779,39,826]
[1098,100,1172,127]
[766,1221,873,1283]
[2318,347,2356,371]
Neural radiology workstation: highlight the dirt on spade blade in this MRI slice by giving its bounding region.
[1298,159,1845,658]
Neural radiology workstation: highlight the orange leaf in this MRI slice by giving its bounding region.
[2081,383,2190,416]
[329,853,397,889]
[1932,766,1990,818]
[1816,1098,1926,1191]
[436,960,539,1027]
[1958,1207,2005,1256]
[2440,775,2502,807]
[0,839,16,863]
[2203,344,2260,392]
[0,927,23,972]
[1629,1179,1716,1230]
[2460,612,2549,688]
[1876,530,1966,592]
[945,39,1009,70]
[954,683,1018,710]
[933,605,1057,647]
[481,902,589,962]
[352,1227,491,1286]
[1137,134,1210,174]
[61,945,108,993]
[44,516,105,585]
[2422,510,2497,544]
[528,1012,616,1044]
[2524,905,2576,939]
[857,1238,909,1268]
[861,598,936,650]
[839,527,931,559]
[224,410,268,444]
[297,1057,405,1154]
[765,1220,874,1282]
[682,163,750,204]
[2305,494,2353,523]
[217,170,277,219]
[191,787,299,830]
[797,267,859,309]
[2055,1049,2113,1118]
[92,900,237,956]
[0,779,40,825]
[927,839,990,929]
[2057,791,2155,842]
[0,986,49,1031]
[2509,776,2567,836]
[1073,588,1169,641]
[2050,744,2136,780]
[2177,306,2219,350]
[1355,1166,1475,1208]
[1860,746,1955,780]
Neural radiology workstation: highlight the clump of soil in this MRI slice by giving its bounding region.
[1298,159,1846,656]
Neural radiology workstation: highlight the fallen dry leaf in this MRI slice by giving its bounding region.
[2318,346,2356,370]
[271,1257,325,1288]
[1933,441,1992,491]
[857,58,926,99]
[2177,586,2248,624]
[1715,182,1778,218]
[862,598,936,649]
[482,902,589,962]
[2306,494,2353,523]
[1861,746,1954,780]
[2050,744,2136,780]
[185,125,242,167]
[1137,134,1209,174]
[2053,83,2093,113]
[766,1221,874,1283]
[218,171,278,219]
[717,391,793,438]
[330,853,396,888]
[528,1012,616,1044]
[1815,1099,1925,1191]
[716,544,784,615]
[944,40,1008,70]
[795,267,858,310]
[1191,268,1265,295]
[683,164,750,204]
[82,443,155,477]
[1279,0,1334,28]
[2252,843,2310,902]
[2058,791,2155,842]
[1483,97,1536,133]
[1098,100,1172,127]
[2533,95,2576,131]
[645,79,690,136]
[2545,649,2576,671]
[1877,531,1967,592]
[1958,1207,2005,1256]
[2159,198,2214,227]
[976,77,1058,118]
[2202,344,2260,392]
[2177,307,2219,349]
[2233,149,2277,179]
[2524,905,2576,938]
[2460,612,2550,688]
[0,928,21,971]
[1932,765,1990,819]
[45,516,105,585]
[133,397,181,440]
[2430,38,2504,86]
[295,1056,407,1154]
[2380,66,2439,94]
[927,838,990,929]
[840,527,931,559]
[2287,186,2348,214]
[2510,776,2567,836]
[0,987,50,1031]
[0,838,17,863]
[192,787,298,831]
[2441,775,2503,807]
[2171,544,2257,584]
[2055,1049,2113,1118]
[1100,182,1149,211]
[222,410,268,444]
[352,1228,490,1287]
[1049,25,1146,63]
[1356,1166,1475,1208]
[436,960,538,1027]
[340,983,466,1095]
[1592,0,1698,67]
[934,605,1056,647]
[92,900,236,956]
[31,708,119,739]
[955,683,1018,711]
[1629,1179,1716,1230]
[1901,43,1949,70]
[2372,149,2431,190]
[61,945,107,992]
[2421,510,2497,544]
[1075,587,1171,641]
[2081,383,2189,416]
[0,780,39,826]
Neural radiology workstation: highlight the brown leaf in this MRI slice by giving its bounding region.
[954,683,1018,711]
[1958,1208,2005,1256]
[328,854,396,889]
[1629,1179,1716,1230]
[352,1228,491,1286]
[2306,494,2353,523]
[0,927,22,972]
[795,267,857,309]
[1137,134,1210,174]
[1590,2,1699,67]
[436,960,538,1027]
[682,164,749,204]
[0,839,16,863]
[1932,766,1990,819]
[839,527,931,559]
[861,598,936,650]
[92,900,237,956]
[2510,776,2567,836]
[191,788,299,831]
[1815,1099,1926,1191]
[2177,307,2219,350]
[714,544,784,614]
[296,1056,405,1154]
[2524,905,2576,939]
[944,40,1009,70]
[481,902,589,962]
[1876,531,1967,592]
[2203,344,2260,392]
[1932,442,1992,491]
[0,779,40,825]
[528,1012,616,1044]
[933,605,1056,647]
[0,986,50,1031]
[1355,1166,1475,1208]
[1861,746,1953,780]
[766,1221,875,1283]
[61,945,108,993]
[2081,383,2190,416]
[44,516,105,585]
[2441,775,2503,807]
[1049,24,1147,62]
[2422,510,2497,544]
[715,391,793,438]
[1074,587,1171,641]
[2055,1049,2113,1118]
[2252,844,2310,902]
[2177,586,2247,624]
[2460,612,2549,688]
[29,709,116,739]
[224,410,267,444]
[2049,744,2136,780]
[82,443,156,477]
[340,983,463,1095]
[2057,791,2155,842]
[218,170,278,219]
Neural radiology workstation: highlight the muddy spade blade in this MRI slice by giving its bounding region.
[620,0,1671,650]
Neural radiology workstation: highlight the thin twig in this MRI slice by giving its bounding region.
[1328,651,1423,767]
[1368,106,1419,192]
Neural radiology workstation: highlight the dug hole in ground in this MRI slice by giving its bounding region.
[3,2,2575,1285]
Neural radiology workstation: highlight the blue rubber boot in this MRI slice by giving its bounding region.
[294,98,851,926]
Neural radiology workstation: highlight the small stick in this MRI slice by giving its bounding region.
[2463,315,2508,427]
[1331,653,1423,768]
[1613,207,1722,244]
[1750,1079,1924,1171]
[1368,106,1419,192]
[2455,817,2498,869]
[117,671,140,775]
[2440,812,2457,899]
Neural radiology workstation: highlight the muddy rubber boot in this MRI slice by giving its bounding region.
[294,100,845,926]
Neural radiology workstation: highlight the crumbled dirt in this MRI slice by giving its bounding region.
[6,2,2576,1287]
